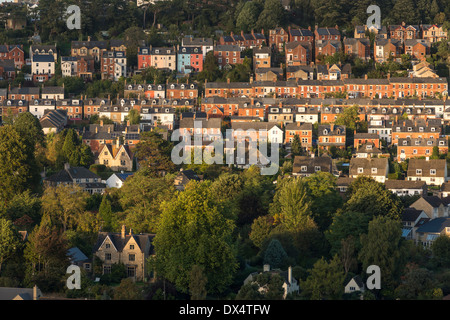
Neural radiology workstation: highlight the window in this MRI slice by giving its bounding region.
[105,244,110,249]
[130,244,134,250]
[430,169,436,175]
[129,254,135,261]
[301,166,307,172]
[371,168,377,174]
[416,169,422,175]
[105,253,111,261]
[358,167,364,174]
[315,166,321,172]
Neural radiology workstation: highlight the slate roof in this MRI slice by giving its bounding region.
[407,159,447,177]
[292,155,332,175]
[384,180,426,190]
[32,54,54,63]
[416,217,450,234]
[45,165,101,183]
[402,207,425,222]
[92,231,155,253]
[349,157,388,177]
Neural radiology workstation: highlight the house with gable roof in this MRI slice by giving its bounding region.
[96,140,134,172]
[92,225,155,281]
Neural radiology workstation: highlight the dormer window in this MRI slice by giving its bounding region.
[358,167,364,174]
[430,169,436,175]
[301,166,307,172]
[427,141,433,145]
[314,166,321,172]
[431,127,436,132]
[371,168,377,174]
[403,140,408,145]
[416,169,422,175]
[34,100,39,105]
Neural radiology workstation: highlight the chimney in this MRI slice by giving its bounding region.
[129,228,133,236]
[127,120,130,127]
[88,36,91,42]
[263,264,270,272]
[330,123,335,131]
[100,119,104,127]
[121,225,126,239]
[227,77,230,84]
[116,137,120,148]
[288,266,292,284]
[33,285,38,300]
[64,163,70,171]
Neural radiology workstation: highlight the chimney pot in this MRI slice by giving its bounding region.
[121,225,126,239]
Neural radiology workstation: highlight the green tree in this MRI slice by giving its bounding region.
[99,194,119,232]
[395,264,441,300]
[358,216,406,296]
[255,0,286,31]
[0,218,21,274]
[291,134,303,156]
[334,105,361,131]
[235,1,262,32]
[13,112,45,150]
[189,265,208,300]
[325,209,372,255]
[300,255,345,300]
[23,224,69,291]
[41,184,89,232]
[0,125,41,203]
[119,172,176,233]
[269,177,313,232]
[304,172,343,231]
[113,278,142,300]
[126,108,141,125]
[133,131,176,176]
[431,235,450,268]
[344,177,403,220]
[249,215,275,249]
[150,181,238,295]
[263,239,288,269]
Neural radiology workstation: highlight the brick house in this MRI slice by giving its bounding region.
[391,119,441,146]
[253,46,272,70]
[343,38,371,61]
[284,122,313,148]
[8,86,40,101]
[71,37,107,62]
[101,50,127,81]
[166,82,198,99]
[288,27,314,44]
[214,45,244,70]
[92,225,155,281]
[314,26,341,41]
[397,137,448,162]
[268,27,289,51]
[354,132,381,149]
[318,123,346,151]
[374,38,403,63]
[315,40,342,61]
[404,39,431,61]
[285,41,312,66]
[0,44,24,69]
[56,99,83,121]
